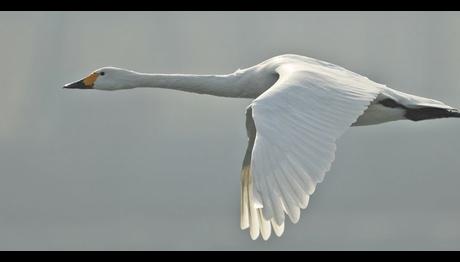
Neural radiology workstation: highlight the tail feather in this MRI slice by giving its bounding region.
[378,89,460,122]
[447,109,460,118]
[405,107,460,121]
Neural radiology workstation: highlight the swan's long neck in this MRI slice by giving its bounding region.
[133,72,245,98]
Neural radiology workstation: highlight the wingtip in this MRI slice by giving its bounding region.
[271,220,285,237]
[250,230,260,240]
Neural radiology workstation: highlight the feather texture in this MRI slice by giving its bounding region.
[240,61,382,240]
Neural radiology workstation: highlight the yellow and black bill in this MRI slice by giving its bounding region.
[63,73,98,89]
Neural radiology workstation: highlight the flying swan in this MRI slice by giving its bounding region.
[63,54,460,240]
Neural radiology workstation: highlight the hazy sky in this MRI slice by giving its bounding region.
[1,11,460,250]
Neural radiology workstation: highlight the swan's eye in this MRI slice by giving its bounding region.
[100,72,105,76]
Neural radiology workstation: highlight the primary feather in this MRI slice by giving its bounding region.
[240,59,383,239]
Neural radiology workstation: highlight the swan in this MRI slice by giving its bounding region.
[63,54,460,240]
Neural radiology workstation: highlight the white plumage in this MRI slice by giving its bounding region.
[240,59,382,240]
[64,54,460,240]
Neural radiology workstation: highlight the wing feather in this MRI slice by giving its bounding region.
[240,62,382,240]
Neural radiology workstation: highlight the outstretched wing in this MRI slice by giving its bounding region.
[240,63,382,240]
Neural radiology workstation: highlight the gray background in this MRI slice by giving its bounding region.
[1,11,460,250]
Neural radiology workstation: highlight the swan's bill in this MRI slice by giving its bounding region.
[63,72,99,89]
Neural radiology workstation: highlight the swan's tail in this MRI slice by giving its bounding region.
[379,88,460,122]
[405,107,460,121]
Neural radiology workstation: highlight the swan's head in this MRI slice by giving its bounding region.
[63,67,138,91]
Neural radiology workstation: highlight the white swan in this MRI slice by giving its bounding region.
[64,54,460,240]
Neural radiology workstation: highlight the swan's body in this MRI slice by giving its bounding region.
[64,54,460,240]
